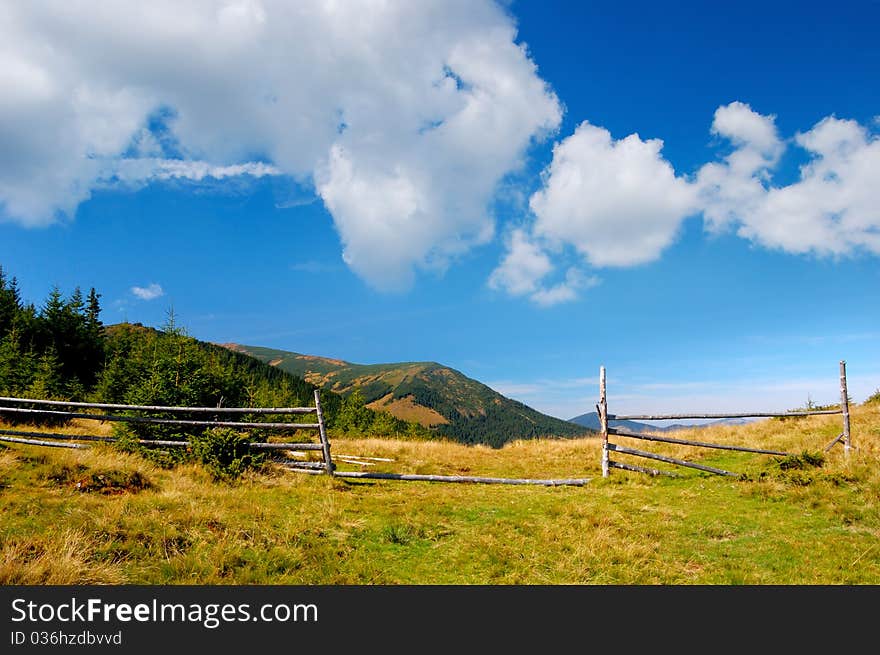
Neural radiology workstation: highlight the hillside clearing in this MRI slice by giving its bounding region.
[1,401,878,584]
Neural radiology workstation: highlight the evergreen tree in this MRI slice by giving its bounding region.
[0,267,22,338]
[0,327,36,394]
[28,345,67,399]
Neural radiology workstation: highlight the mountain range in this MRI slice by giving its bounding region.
[568,412,757,433]
[219,344,591,447]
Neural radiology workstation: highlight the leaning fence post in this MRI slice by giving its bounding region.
[599,366,609,478]
[314,389,334,475]
[839,360,851,457]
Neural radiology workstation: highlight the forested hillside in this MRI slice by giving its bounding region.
[224,344,590,447]
[0,265,427,438]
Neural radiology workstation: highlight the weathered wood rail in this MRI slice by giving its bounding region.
[0,390,590,487]
[0,390,334,467]
[598,360,854,478]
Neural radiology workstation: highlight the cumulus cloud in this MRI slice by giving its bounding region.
[0,0,561,290]
[488,229,597,306]
[131,283,164,301]
[696,101,784,233]
[529,121,698,267]
[489,120,696,305]
[702,113,880,256]
[492,101,880,304]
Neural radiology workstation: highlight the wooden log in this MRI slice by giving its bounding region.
[840,360,851,455]
[607,443,740,477]
[611,410,841,420]
[0,396,316,414]
[130,440,323,450]
[823,433,845,453]
[0,429,323,452]
[0,435,89,449]
[336,457,376,467]
[285,461,335,470]
[608,459,677,477]
[607,427,792,456]
[313,471,591,486]
[599,365,608,478]
[0,428,115,443]
[246,442,324,451]
[314,390,334,476]
[0,406,318,430]
[333,454,395,462]
[282,466,324,476]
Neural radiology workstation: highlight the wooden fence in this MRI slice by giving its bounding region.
[597,361,854,478]
[0,391,590,487]
[0,390,334,474]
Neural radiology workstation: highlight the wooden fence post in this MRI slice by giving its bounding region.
[599,366,608,478]
[314,389,334,475]
[839,360,851,457]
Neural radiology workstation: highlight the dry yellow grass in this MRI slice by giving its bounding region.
[0,401,878,584]
[366,394,449,426]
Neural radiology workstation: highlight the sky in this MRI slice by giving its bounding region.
[1,0,879,421]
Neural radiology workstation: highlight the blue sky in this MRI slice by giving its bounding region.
[1,1,879,420]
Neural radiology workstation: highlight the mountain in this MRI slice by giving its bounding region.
[219,344,592,447]
[568,412,762,433]
[568,412,662,433]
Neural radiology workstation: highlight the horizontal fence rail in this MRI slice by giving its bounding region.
[0,390,333,472]
[0,396,317,414]
[607,443,739,477]
[608,460,677,477]
[1,390,591,487]
[611,410,842,420]
[0,406,317,430]
[599,361,853,478]
[607,427,792,456]
[0,429,325,451]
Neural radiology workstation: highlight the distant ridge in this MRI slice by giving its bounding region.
[220,344,592,447]
[568,411,759,433]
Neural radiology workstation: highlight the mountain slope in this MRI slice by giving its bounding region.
[220,344,591,447]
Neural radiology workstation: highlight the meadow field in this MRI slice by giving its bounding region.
[1,400,879,585]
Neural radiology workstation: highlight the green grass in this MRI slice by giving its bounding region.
[1,403,879,584]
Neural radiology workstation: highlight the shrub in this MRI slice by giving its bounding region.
[110,424,189,469]
[46,463,152,494]
[188,427,263,481]
[777,451,824,471]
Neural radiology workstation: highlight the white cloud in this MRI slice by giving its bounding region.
[0,0,561,291]
[108,158,280,185]
[530,268,599,307]
[696,102,782,235]
[488,229,596,305]
[131,283,164,300]
[699,110,880,256]
[529,121,698,268]
[492,102,880,304]
[488,229,553,296]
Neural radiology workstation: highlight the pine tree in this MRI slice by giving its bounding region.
[29,345,66,399]
[0,266,21,338]
[0,327,36,394]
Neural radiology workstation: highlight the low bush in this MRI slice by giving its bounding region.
[188,427,263,481]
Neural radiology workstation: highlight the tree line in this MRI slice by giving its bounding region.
[0,265,429,440]
[0,266,104,399]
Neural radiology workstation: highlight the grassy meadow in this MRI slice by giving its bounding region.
[1,400,879,584]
